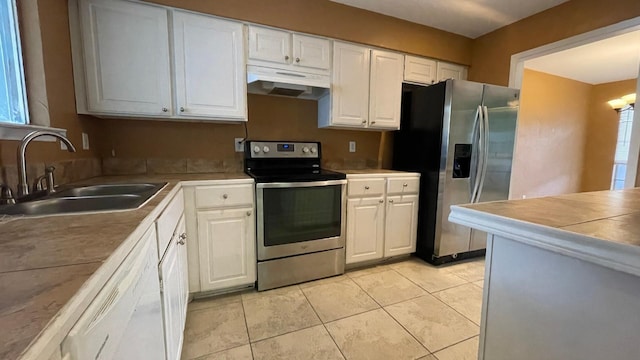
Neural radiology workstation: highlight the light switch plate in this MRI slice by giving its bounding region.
[235,138,245,152]
[349,141,356,153]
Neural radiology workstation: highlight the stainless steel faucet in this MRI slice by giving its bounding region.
[17,131,77,197]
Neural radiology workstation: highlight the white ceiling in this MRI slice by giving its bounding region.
[525,31,640,84]
[329,0,568,38]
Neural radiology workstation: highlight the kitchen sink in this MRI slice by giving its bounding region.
[0,182,167,216]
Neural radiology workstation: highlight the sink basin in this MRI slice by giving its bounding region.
[0,182,167,216]
[57,183,159,197]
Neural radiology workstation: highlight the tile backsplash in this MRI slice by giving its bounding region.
[0,158,102,190]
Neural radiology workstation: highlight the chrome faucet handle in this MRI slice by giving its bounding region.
[32,175,46,192]
[0,184,16,205]
[45,166,56,194]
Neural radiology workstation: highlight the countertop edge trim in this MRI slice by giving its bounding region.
[449,206,640,277]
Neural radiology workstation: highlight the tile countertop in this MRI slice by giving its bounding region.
[0,173,251,360]
[448,188,640,277]
[339,169,421,177]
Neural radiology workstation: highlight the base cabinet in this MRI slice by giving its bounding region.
[197,208,256,292]
[345,174,420,265]
[346,197,385,264]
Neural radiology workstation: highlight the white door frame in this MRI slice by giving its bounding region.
[509,16,640,189]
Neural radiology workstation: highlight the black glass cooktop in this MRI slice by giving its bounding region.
[245,168,346,183]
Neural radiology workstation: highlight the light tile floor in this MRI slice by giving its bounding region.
[181,256,485,360]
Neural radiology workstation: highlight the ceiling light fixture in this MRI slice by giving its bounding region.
[608,93,636,111]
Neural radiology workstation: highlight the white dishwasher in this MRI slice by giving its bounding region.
[62,227,166,360]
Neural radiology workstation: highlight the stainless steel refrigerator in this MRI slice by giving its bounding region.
[393,79,519,264]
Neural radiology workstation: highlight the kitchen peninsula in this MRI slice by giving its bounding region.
[449,188,640,360]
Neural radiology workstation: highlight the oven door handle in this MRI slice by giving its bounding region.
[256,179,347,189]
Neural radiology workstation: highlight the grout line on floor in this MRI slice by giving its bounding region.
[429,334,479,356]
[239,297,256,360]
[299,287,348,360]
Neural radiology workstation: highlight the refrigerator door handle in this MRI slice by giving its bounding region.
[475,105,490,203]
[470,105,484,203]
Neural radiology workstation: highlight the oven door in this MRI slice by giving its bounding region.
[256,180,347,261]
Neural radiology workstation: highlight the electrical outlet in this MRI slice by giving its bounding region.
[60,142,67,150]
[82,132,90,150]
[349,141,356,153]
[235,138,245,152]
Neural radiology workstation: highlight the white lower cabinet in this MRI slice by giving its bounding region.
[346,197,385,264]
[197,207,256,291]
[183,179,256,294]
[346,174,420,265]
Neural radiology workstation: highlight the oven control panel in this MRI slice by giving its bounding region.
[246,141,320,159]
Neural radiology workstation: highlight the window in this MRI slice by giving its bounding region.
[611,105,634,190]
[0,0,27,124]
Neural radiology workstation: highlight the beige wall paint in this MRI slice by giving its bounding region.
[510,70,592,198]
[469,0,640,86]
[581,79,638,191]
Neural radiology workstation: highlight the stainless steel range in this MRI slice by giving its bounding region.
[244,141,347,291]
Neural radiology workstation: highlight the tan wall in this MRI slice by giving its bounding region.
[469,0,640,86]
[581,79,638,191]
[510,70,592,198]
[98,94,382,169]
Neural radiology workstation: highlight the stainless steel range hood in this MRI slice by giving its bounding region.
[247,65,330,100]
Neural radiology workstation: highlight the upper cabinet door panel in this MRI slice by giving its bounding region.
[332,42,370,127]
[436,61,467,82]
[248,26,291,65]
[404,55,436,85]
[369,50,403,130]
[172,12,246,119]
[79,0,171,115]
[292,34,331,70]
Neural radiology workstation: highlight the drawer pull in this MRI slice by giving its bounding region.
[178,233,186,245]
[223,194,228,199]
[403,183,408,187]
[246,211,252,216]
[379,199,384,203]
[389,199,394,203]
[365,186,370,190]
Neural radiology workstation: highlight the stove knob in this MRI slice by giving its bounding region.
[310,147,317,154]
[263,146,270,153]
[253,146,261,153]
[302,146,310,153]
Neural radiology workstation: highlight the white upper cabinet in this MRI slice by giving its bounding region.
[369,50,403,130]
[172,11,246,120]
[248,26,291,65]
[292,34,331,70]
[320,41,370,128]
[404,55,437,85]
[437,61,467,82]
[78,0,172,116]
[319,43,403,131]
[248,26,331,72]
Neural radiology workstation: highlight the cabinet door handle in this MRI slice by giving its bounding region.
[364,186,370,190]
[371,121,376,125]
[180,107,185,112]
[246,211,252,216]
[178,233,186,245]
[285,55,290,61]
[379,199,384,203]
[223,194,228,199]
[403,183,408,187]
[295,57,300,63]
[162,107,168,112]
[389,199,394,203]
[361,120,366,124]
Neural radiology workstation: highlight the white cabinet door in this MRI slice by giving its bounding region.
[160,238,185,360]
[197,208,256,292]
[404,55,437,85]
[172,12,246,120]
[331,42,370,127]
[436,61,467,82]
[176,215,189,315]
[292,34,331,70]
[384,195,419,257]
[346,197,385,264]
[79,0,171,116]
[248,26,291,65]
[369,50,403,130]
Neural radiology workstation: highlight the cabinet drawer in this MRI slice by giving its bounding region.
[157,189,184,259]
[348,178,386,197]
[387,177,420,194]
[195,184,254,209]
